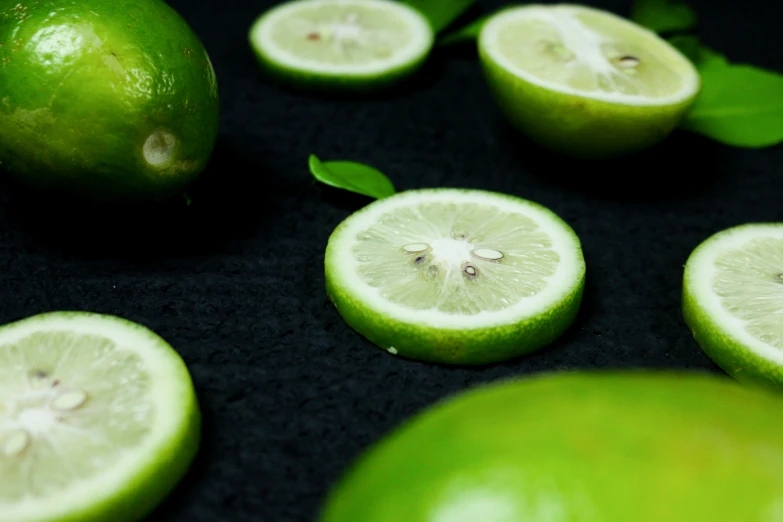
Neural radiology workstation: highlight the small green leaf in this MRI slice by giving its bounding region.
[667,37,783,148]
[182,192,192,206]
[402,0,479,33]
[681,63,783,148]
[631,0,697,33]
[437,15,490,46]
[437,13,489,46]
[668,36,727,68]
[308,155,396,200]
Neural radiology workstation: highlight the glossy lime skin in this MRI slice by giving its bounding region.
[320,371,783,521]
[0,0,219,201]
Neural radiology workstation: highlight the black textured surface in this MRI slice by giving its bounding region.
[1,0,782,520]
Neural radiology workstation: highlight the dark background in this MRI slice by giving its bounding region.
[1,0,781,520]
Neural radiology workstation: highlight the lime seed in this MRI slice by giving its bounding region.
[2,430,31,458]
[615,55,641,68]
[472,248,504,261]
[403,243,430,254]
[51,390,88,411]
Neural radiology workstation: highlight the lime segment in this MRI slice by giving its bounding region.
[249,0,434,91]
[324,188,585,365]
[683,223,783,390]
[0,312,200,522]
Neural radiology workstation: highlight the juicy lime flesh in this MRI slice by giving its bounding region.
[320,372,783,521]
[0,0,220,201]
[494,7,686,99]
[269,4,413,65]
[353,201,560,315]
[0,330,152,503]
[711,237,783,349]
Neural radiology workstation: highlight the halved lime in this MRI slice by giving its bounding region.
[248,0,434,92]
[683,223,783,392]
[0,312,200,522]
[477,4,701,159]
[319,370,783,522]
[324,188,586,365]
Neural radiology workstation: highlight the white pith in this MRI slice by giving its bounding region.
[250,0,434,75]
[0,313,192,522]
[479,3,700,106]
[328,190,584,330]
[686,224,783,365]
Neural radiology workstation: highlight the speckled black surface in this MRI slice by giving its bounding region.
[0,0,781,520]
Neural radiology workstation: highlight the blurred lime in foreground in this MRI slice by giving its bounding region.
[478,3,700,159]
[0,312,200,522]
[320,370,783,522]
[0,0,220,202]
[249,0,434,92]
[324,188,585,365]
[683,223,783,392]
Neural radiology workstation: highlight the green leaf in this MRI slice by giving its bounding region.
[666,37,783,148]
[631,0,697,33]
[402,0,479,33]
[668,36,727,68]
[681,63,783,148]
[437,13,489,46]
[308,155,396,200]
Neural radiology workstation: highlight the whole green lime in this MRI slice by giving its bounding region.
[0,0,220,202]
[320,371,783,521]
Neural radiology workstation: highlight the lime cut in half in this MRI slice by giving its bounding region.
[478,3,700,159]
[249,0,435,92]
[324,188,586,365]
[683,223,783,392]
[0,312,200,522]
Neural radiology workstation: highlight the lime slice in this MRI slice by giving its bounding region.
[319,370,783,522]
[0,312,200,522]
[477,3,701,159]
[248,0,434,92]
[683,223,783,391]
[324,188,586,365]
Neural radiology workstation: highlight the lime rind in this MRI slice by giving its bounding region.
[324,189,586,365]
[326,274,584,365]
[249,0,435,93]
[477,4,701,158]
[683,223,783,391]
[0,312,200,522]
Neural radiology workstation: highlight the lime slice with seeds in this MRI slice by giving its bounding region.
[324,188,586,365]
[478,3,700,159]
[0,312,200,522]
[248,0,434,92]
[683,223,783,392]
